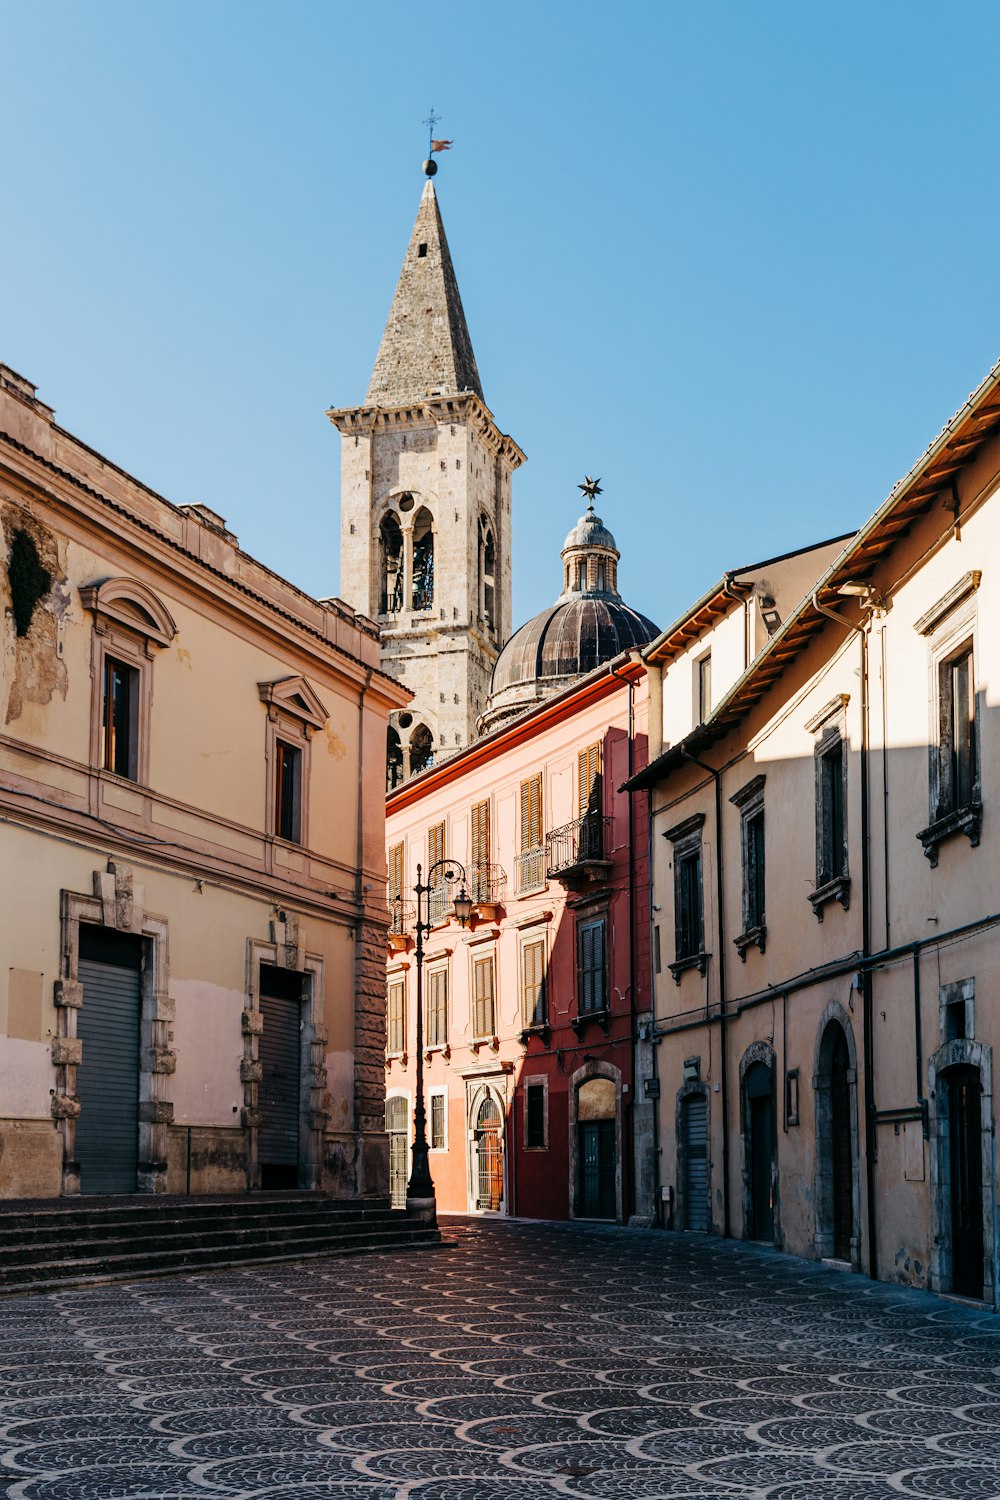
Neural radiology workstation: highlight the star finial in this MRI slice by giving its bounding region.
[578,476,603,510]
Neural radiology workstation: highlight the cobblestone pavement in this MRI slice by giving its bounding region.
[1,1217,999,1499]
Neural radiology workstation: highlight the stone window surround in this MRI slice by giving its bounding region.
[812,1001,862,1271]
[663,812,708,982]
[82,577,178,791]
[522,1073,549,1152]
[385,966,408,1064]
[468,941,499,1051]
[730,773,766,960]
[916,585,982,865]
[518,927,550,1043]
[807,696,851,921]
[465,1077,508,1214]
[244,933,327,1191]
[940,977,975,1043]
[55,866,172,1196]
[428,1085,448,1153]
[424,958,451,1058]
[568,1058,623,1224]
[258,676,329,850]
[374,492,438,620]
[927,1036,995,1303]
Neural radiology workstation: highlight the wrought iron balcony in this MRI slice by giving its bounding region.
[386,897,416,954]
[545,813,613,888]
[469,862,507,909]
[515,846,546,895]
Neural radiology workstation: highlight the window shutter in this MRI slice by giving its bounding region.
[471,800,490,871]
[387,980,405,1054]
[520,774,542,851]
[474,956,495,1037]
[578,744,601,819]
[388,843,404,905]
[427,969,447,1047]
[522,939,545,1026]
[428,820,445,870]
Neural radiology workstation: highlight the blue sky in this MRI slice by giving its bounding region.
[2,1,998,634]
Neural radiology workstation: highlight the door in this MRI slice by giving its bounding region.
[830,1028,854,1260]
[76,927,142,1194]
[474,1095,504,1211]
[578,1119,616,1219]
[681,1093,709,1231]
[258,966,302,1189]
[386,1096,409,1209]
[745,1061,775,1241]
[948,1066,984,1298]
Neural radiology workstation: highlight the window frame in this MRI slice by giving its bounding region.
[258,676,329,850]
[805,696,850,921]
[471,952,497,1044]
[517,772,545,894]
[523,1076,548,1151]
[429,1087,448,1152]
[425,963,449,1051]
[916,580,982,864]
[576,914,608,1017]
[386,975,407,1059]
[694,650,712,726]
[83,577,177,788]
[730,774,766,959]
[664,812,708,982]
[520,933,548,1033]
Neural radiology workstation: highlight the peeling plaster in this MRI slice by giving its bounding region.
[1,505,69,724]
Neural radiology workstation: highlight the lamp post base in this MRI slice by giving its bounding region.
[405,1194,438,1225]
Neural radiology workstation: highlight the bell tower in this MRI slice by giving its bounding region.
[328,161,525,785]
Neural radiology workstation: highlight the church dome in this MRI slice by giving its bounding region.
[480,485,659,732]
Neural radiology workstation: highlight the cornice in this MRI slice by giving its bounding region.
[326,392,526,469]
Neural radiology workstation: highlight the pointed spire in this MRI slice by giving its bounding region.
[366,179,484,408]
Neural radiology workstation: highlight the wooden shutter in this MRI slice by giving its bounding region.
[471,799,490,870]
[520,774,542,850]
[473,956,495,1038]
[427,969,447,1047]
[578,919,606,1013]
[522,938,546,1027]
[578,744,601,819]
[428,820,445,871]
[387,979,405,1054]
[388,842,404,905]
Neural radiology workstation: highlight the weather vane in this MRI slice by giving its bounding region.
[578,476,603,508]
[422,107,454,175]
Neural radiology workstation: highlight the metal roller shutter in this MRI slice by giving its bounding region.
[76,940,141,1195]
[259,976,302,1186]
[682,1094,709,1232]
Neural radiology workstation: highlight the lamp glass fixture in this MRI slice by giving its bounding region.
[453,887,473,927]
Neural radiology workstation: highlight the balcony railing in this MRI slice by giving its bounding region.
[469,862,507,907]
[546,814,612,881]
[387,898,416,937]
[515,845,546,894]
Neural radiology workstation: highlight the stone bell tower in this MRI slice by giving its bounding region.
[328,162,525,785]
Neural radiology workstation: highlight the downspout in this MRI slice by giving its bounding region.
[356,668,374,908]
[722,573,751,673]
[610,659,637,1221]
[679,747,730,1239]
[812,589,877,1280]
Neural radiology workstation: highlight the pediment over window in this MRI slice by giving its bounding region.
[79,577,177,647]
[257,675,329,731]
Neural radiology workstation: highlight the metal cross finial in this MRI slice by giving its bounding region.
[578,476,603,509]
[423,107,441,156]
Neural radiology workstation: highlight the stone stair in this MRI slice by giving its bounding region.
[0,1193,439,1293]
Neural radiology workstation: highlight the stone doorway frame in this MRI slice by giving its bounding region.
[56,867,172,1196]
[675,1080,711,1233]
[568,1059,623,1224]
[244,934,327,1191]
[739,1040,779,1245]
[812,1001,861,1270]
[927,1038,997,1307]
[465,1078,508,1214]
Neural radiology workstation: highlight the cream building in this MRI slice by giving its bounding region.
[328,167,525,782]
[629,358,1000,1309]
[0,361,407,1200]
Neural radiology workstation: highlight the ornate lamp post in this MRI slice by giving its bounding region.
[407,858,473,1220]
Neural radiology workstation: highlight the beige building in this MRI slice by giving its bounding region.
[630,358,1000,1309]
[0,361,407,1200]
[328,168,525,782]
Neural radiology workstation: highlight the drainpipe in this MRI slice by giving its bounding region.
[646,769,663,1225]
[811,588,877,1280]
[356,668,374,909]
[679,747,731,1239]
[722,573,752,672]
[610,659,637,1221]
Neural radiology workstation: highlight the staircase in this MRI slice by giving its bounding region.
[0,1194,439,1294]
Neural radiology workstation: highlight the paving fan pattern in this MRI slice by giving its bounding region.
[0,1218,998,1498]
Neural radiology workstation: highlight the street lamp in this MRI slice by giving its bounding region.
[407,858,472,1220]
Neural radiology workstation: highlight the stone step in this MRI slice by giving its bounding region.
[0,1204,401,1249]
[0,1224,441,1294]
[0,1193,391,1234]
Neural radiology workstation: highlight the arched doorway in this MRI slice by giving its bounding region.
[928,1039,994,1303]
[576,1076,616,1219]
[385,1095,409,1209]
[678,1088,710,1232]
[814,1009,859,1266]
[472,1093,504,1211]
[743,1056,776,1242]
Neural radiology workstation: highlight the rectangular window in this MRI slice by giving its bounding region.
[472,955,496,1039]
[940,646,977,815]
[386,978,406,1055]
[525,1080,546,1149]
[745,809,765,929]
[275,739,302,843]
[696,651,712,725]
[518,773,544,892]
[578,741,602,839]
[818,736,845,886]
[676,848,703,960]
[471,799,490,897]
[388,842,404,905]
[426,967,448,1048]
[430,1091,446,1151]
[427,820,446,921]
[577,917,607,1014]
[521,937,547,1028]
[101,656,139,780]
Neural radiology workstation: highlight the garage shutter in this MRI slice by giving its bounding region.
[76,929,142,1194]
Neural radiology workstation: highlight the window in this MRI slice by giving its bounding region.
[472,955,496,1040]
[409,723,434,777]
[411,507,434,610]
[426,966,448,1048]
[818,738,845,886]
[730,774,766,959]
[387,978,406,1056]
[664,813,707,981]
[521,937,547,1028]
[577,917,607,1014]
[430,1089,446,1150]
[805,696,850,918]
[518,773,544,892]
[427,820,446,922]
[274,740,302,843]
[379,513,403,615]
[479,518,496,633]
[525,1079,547,1149]
[695,651,712,725]
[915,574,982,863]
[386,726,404,791]
[942,647,976,814]
[101,657,139,779]
[470,798,491,899]
[578,743,604,858]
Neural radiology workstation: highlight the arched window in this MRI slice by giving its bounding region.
[379,514,403,615]
[479,518,496,633]
[409,724,434,777]
[386,726,404,792]
[412,509,434,610]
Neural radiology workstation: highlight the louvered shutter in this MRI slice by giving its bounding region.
[578,744,601,818]
[471,800,489,868]
[520,774,542,850]
[388,842,403,904]
[427,969,447,1047]
[428,820,445,869]
[474,956,495,1038]
[522,939,545,1027]
[387,980,405,1054]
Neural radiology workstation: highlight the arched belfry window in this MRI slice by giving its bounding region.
[379,513,403,615]
[412,509,434,611]
[409,724,434,777]
[479,518,496,633]
[386,726,404,792]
